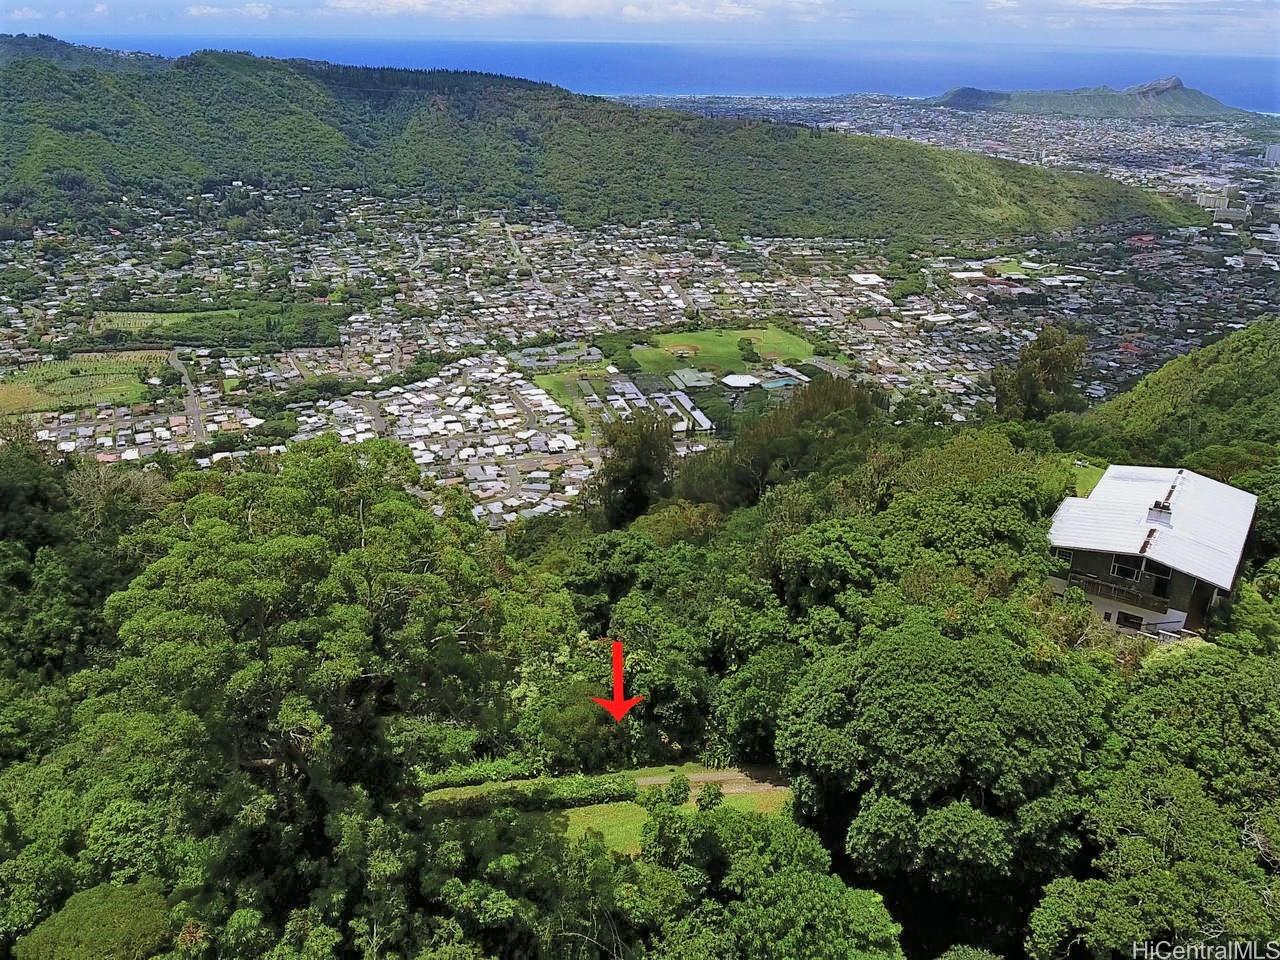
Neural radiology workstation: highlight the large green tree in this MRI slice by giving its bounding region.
[1028,641,1280,957]
[993,325,1087,421]
[777,606,1111,956]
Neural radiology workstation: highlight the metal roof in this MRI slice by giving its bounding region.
[1049,465,1257,591]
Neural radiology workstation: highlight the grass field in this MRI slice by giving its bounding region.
[988,260,1058,277]
[530,789,790,855]
[94,309,239,333]
[1070,459,1107,495]
[0,351,168,414]
[431,760,789,855]
[631,326,814,376]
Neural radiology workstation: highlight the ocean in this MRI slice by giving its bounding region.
[67,36,1280,113]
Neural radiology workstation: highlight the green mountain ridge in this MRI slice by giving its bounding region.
[930,75,1243,118]
[0,32,168,72]
[0,37,1193,237]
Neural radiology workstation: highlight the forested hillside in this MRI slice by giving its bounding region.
[1060,315,1280,563]
[0,34,168,72]
[4,323,1280,959]
[1068,317,1280,463]
[0,41,1192,237]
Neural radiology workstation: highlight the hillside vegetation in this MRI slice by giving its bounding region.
[0,43,1192,237]
[0,33,168,72]
[930,76,1242,117]
[5,340,1280,958]
[1059,316,1280,559]
[1065,317,1280,463]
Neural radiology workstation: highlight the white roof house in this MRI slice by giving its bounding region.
[1049,466,1256,591]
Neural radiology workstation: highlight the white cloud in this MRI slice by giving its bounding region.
[1073,0,1241,7]
[1066,0,1275,13]
[324,0,830,20]
[92,2,109,12]
[2,5,43,18]
[187,2,273,17]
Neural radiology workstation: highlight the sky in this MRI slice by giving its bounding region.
[1,0,1278,57]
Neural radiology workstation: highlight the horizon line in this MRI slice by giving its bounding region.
[42,31,1280,62]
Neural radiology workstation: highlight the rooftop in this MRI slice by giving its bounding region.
[1049,465,1257,591]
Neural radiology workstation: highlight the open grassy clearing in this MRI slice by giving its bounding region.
[987,259,1059,277]
[529,790,791,856]
[0,351,168,414]
[631,326,814,376]
[94,309,239,333]
[1069,458,1107,495]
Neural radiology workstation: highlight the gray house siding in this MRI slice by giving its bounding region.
[1054,547,1216,631]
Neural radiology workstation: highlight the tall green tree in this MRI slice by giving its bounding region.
[588,413,676,529]
[777,607,1111,956]
[993,325,1087,420]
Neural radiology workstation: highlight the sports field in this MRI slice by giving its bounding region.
[0,351,168,414]
[987,260,1058,277]
[94,309,239,333]
[631,326,813,375]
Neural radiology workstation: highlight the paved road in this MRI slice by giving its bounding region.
[500,216,554,296]
[168,351,206,441]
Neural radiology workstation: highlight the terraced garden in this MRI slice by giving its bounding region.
[93,309,239,333]
[0,351,168,414]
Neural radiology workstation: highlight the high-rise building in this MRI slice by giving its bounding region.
[1196,191,1228,211]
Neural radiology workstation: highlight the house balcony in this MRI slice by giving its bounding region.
[1063,570,1170,614]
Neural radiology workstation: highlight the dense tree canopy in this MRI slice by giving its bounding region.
[3,321,1280,959]
[993,325,1087,421]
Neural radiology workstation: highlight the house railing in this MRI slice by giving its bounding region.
[1064,571,1170,614]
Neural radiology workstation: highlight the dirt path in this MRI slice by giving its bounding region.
[633,765,787,796]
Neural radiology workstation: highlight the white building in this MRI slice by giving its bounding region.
[1048,466,1256,636]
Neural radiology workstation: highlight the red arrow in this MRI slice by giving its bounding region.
[592,639,644,723]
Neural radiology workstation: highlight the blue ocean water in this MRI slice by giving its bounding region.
[70,36,1280,113]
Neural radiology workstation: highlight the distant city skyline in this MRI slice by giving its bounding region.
[2,0,1278,57]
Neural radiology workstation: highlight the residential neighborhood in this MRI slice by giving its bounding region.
[2,101,1277,524]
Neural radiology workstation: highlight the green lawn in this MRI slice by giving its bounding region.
[531,790,791,856]
[1070,459,1106,496]
[0,351,168,414]
[632,326,814,376]
[94,309,239,334]
[986,258,1063,279]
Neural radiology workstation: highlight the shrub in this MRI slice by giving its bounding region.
[16,881,168,960]
[423,773,637,817]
